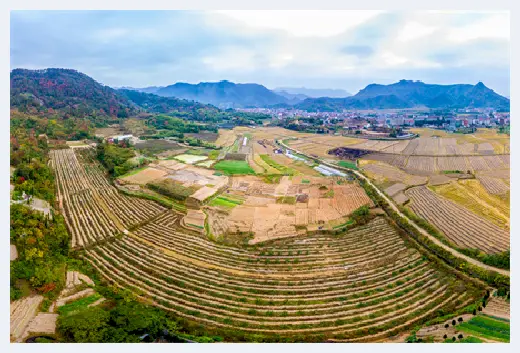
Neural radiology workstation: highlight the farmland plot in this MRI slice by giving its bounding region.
[405,186,509,253]
[362,162,427,186]
[436,157,469,172]
[83,216,482,341]
[406,156,436,173]
[50,149,166,248]
[430,180,509,230]
[477,176,509,195]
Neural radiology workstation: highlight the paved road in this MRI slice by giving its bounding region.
[279,140,510,277]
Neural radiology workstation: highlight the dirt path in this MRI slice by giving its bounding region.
[280,141,510,277]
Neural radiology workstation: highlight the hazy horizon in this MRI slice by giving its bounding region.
[10,10,510,96]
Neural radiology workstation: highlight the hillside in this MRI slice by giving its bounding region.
[295,80,510,111]
[10,68,137,118]
[154,80,289,108]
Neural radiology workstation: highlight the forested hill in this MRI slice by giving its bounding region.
[10,69,270,123]
[117,89,218,115]
[153,80,290,108]
[295,80,510,111]
[10,68,138,118]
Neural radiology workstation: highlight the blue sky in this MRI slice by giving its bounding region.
[10,10,510,96]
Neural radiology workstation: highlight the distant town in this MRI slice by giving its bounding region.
[238,107,510,138]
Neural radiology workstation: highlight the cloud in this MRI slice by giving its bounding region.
[341,45,374,58]
[10,10,510,96]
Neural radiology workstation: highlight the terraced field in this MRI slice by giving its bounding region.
[50,148,165,248]
[405,186,509,254]
[81,214,483,341]
[430,180,509,230]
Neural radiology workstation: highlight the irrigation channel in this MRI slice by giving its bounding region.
[278,140,510,278]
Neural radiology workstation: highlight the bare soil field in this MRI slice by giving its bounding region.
[405,186,509,253]
[208,175,372,242]
[182,209,206,232]
[482,297,510,320]
[119,167,167,185]
[360,161,427,186]
[384,183,407,197]
[10,295,44,342]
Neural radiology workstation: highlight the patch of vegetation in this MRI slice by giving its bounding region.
[146,179,195,201]
[58,294,103,316]
[209,196,243,209]
[301,179,310,184]
[259,154,296,175]
[276,196,297,205]
[337,160,358,170]
[119,188,186,212]
[10,204,69,301]
[443,336,483,343]
[10,127,56,203]
[208,150,220,160]
[96,142,137,177]
[457,316,510,342]
[324,190,335,198]
[441,170,463,174]
[459,249,510,270]
[214,160,256,175]
[263,174,282,184]
[117,166,148,179]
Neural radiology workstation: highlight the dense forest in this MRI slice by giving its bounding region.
[11,68,270,127]
[11,68,137,120]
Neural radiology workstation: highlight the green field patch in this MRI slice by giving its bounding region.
[457,316,510,342]
[209,196,243,209]
[214,160,256,175]
[58,294,102,316]
[337,160,358,170]
[174,154,208,164]
[117,166,149,179]
[301,179,310,184]
[333,219,355,229]
[443,336,484,343]
[259,154,297,175]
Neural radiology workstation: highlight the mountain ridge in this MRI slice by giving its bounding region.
[295,79,509,111]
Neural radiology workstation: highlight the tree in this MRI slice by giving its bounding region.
[452,320,456,326]
[57,306,110,342]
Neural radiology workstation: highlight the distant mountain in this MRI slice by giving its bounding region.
[152,80,289,108]
[119,86,164,95]
[10,68,138,117]
[295,80,510,111]
[274,87,351,98]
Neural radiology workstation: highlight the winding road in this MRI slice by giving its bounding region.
[278,139,510,277]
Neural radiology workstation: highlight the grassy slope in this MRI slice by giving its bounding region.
[430,179,509,229]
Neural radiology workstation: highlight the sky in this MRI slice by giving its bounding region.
[10,10,510,96]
